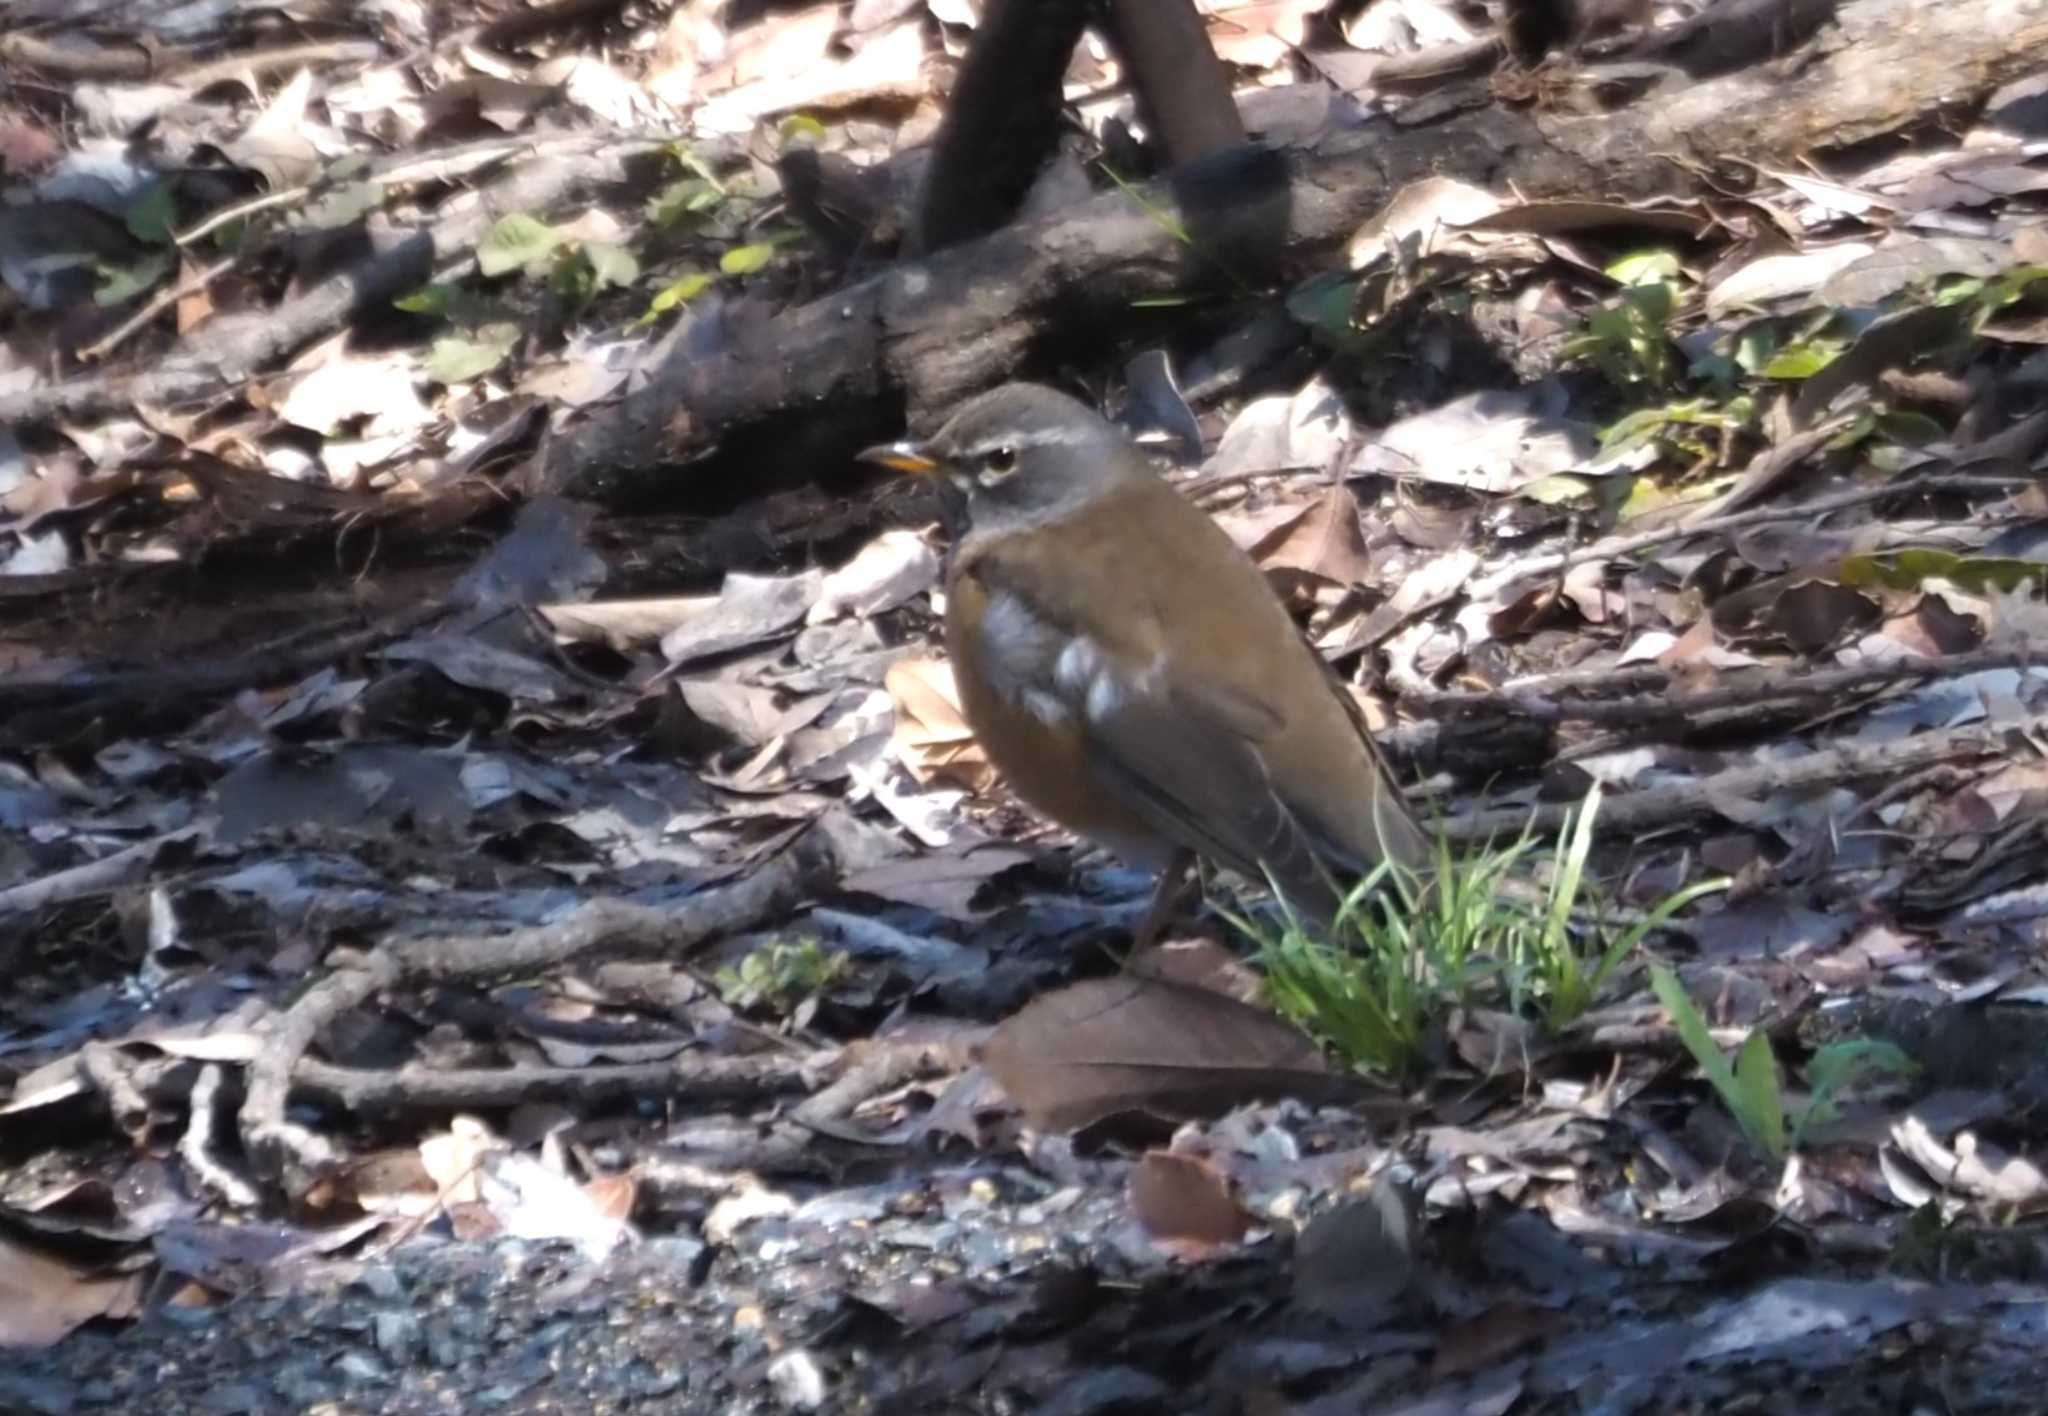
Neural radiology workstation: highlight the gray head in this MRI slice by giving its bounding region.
[860,383,1145,539]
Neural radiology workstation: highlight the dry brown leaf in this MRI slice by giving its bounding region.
[1214,500,1315,553]
[809,529,940,623]
[841,844,1031,917]
[982,975,1334,1132]
[418,1116,502,1205]
[1713,578,1883,655]
[1346,175,1509,269]
[174,255,216,334]
[699,5,838,94]
[0,1234,145,1348]
[1251,484,1376,588]
[1127,938,1266,1003]
[697,12,925,130]
[1201,0,1318,68]
[886,656,993,791]
[301,1148,438,1218]
[584,1171,638,1224]
[1129,1149,1255,1259]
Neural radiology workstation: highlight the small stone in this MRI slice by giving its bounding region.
[766,1349,827,1411]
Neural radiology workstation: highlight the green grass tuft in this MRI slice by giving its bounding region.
[1243,787,1726,1076]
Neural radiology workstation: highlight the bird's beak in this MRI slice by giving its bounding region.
[857,441,941,476]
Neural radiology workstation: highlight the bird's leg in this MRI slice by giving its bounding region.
[1132,849,1199,948]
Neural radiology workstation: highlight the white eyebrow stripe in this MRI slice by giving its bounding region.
[956,426,1095,458]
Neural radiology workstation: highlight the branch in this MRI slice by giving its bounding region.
[237,840,830,1191]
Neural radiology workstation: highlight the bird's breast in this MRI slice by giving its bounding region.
[968,586,1167,729]
[943,568,1174,868]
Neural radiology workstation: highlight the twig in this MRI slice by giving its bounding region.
[631,1037,973,1191]
[180,1065,261,1209]
[290,1051,818,1115]
[77,254,237,362]
[174,189,306,249]
[237,839,830,1188]
[1413,641,2045,726]
[79,1041,153,1142]
[0,827,205,917]
[1442,711,2047,842]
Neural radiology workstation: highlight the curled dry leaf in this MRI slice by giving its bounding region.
[1202,0,1321,68]
[1346,174,1508,269]
[0,1235,145,1348]
[885,656,993,791]
[1250,484,1377,589]
[1126,938,1267,1003]
[981,974,1335,1132]
[809,529,940,624]
[1128,1149,1256,1260]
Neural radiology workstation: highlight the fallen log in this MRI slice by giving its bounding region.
[539,0,2048,501]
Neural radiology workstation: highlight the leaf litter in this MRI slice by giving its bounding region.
[1,0,2048,1411]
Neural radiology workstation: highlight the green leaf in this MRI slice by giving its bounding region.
[1875,409,1946,446]
[1760,341,1843,379]
[479,213,563,277]
[647,177,726,227]
[1733,1029,1787,1159]
[655,269,715,307]
[1827,405,1878,452]
[631,269,716,327]
[1600,407,1676,454]
[718,241,778,276]
[425,322,519,383]
[1839,548,2048,595]
[1286,272,1358,338]
[1796,1036,1919,1144]
[394,282,462,316]
[1619,279,1675,325]
[581,241,639,290]
[778,113,827,147]
[93,252,171,306]
[1608,249,1681,285]
[1733,323,1778,374]
[125,180,177,245]
[1651,965,1786,1160]
[1615,472,1735,524]
[552,251,596,302]
[1808,1038,1917,1095]
[1519,473,1600,506]
[668,143,730,194]
[297,179,385,232]
[1649,965,1740,1094]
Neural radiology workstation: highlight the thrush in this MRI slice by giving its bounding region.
[863,383,1429,931]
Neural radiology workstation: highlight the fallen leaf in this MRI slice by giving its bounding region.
[1129,1149,1255,1259]
[1251,484,1376,588]
[0,1236,144,1346]
[809,530,940,624]
[885,656,992,791]
[982,975,1336,1132]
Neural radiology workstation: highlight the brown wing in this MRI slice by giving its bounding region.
[962,477,1426,920]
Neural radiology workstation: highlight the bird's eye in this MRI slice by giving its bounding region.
[982,445,1018,478]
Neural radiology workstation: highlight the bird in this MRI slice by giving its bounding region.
[861,383,1430,936]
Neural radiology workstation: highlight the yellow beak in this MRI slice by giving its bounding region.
[857,441,940,475]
